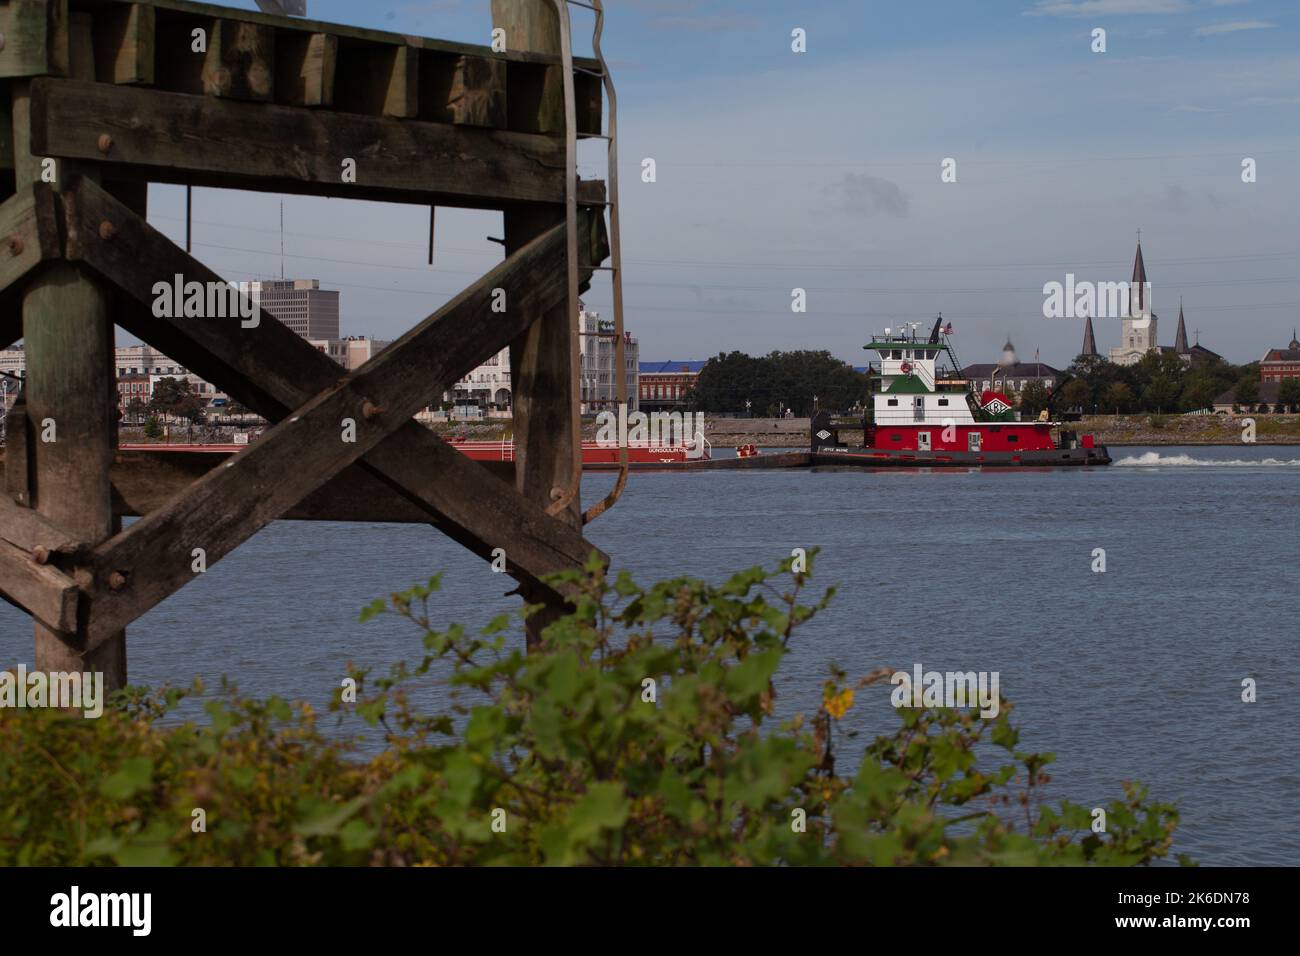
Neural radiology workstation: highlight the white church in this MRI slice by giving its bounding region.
[1107,239,1157,366]
[1088,238,1220,367]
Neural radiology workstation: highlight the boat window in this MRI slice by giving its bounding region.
[887,399,898,406]
[938,398,949,406]
[890,433,902,441]
[1008,434,1019,443]
[891,350,902,360]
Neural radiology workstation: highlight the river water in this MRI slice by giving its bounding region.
[2,444,1296,865]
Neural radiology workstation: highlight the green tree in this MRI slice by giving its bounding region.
[1234,378,1259,407]
[1056,378,1091,413]
[149,377,206,424]
[1143,376,1180,414]
[691,351,871,416]
[1018,380,1052,417]
[0,555,1184,867]
[1103,381,1136,414]
[1179,373,1221,412]
[143,416,163,440]
[1277,378,1300,413]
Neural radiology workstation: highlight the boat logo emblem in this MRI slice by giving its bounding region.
[816,429,831,440]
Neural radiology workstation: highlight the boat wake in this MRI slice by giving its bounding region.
[1114,452,1300,467]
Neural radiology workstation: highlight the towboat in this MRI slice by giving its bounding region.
[810,319,1110,467]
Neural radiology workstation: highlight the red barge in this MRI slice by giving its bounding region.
[811,319,1110,467]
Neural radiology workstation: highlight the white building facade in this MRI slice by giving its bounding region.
[578,305,638,414]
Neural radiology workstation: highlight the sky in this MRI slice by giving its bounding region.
[145,0,1300,368]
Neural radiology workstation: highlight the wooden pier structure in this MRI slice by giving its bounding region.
[0,0,612,687]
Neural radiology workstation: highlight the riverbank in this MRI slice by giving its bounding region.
[113,412,1300,450]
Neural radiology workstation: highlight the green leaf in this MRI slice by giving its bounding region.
[99,758,154,800]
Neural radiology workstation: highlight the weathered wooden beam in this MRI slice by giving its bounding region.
[3,391,31,505]
[4,448,515,524]
[493,0,581,648]
[0,537,80,632]
[137,0,597,70]
[67,10,93,82]
[0,0,69,78]
[494,0,576,527]
[30,77,592,208]
[335,39,416,118]
[0,95,12,172]
[203,19,274,101]
[73,189,593,644]
[93,1,155,85]
[275,30,334,107]
[22,258,125,682]
[0,491,82,558]
[422,51,506,127]
[0,186,63,296]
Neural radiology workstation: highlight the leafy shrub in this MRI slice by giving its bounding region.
[0,554,1184,866]
[142,417,163,440]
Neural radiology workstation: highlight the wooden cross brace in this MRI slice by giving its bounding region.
[0,177,608,650]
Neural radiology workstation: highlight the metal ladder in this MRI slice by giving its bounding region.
[546,0,629,524]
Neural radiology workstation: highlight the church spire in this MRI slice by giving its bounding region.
[1130,235,1148,316]
[1174,298,1189,353]
[1081,315,1098,356]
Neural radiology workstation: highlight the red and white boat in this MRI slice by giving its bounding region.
[811,319,1110,467]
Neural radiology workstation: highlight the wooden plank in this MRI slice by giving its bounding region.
[0,0,68,78]
[422,51,505,127]
[3,449,513,524]
[0,492,82,557]
[335,40,417,118]
[0,95,12,171]
[152,8,209,94]
[30,77,581,208]
[575,67,602,136]
[62,176,604,608]
[0,537,79,632]
[67,10,92,81]
[203,19,274,101]
[275,30,334,107]
[92,1,154,85]
[109,0,598,70]
[4,390,31,505]
[0,187,63,296]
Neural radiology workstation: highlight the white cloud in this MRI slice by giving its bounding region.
[1194,19,1275,36]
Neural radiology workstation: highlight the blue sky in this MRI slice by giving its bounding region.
[151,0,1300,366]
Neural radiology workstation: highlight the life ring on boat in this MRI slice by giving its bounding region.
[900,361,913,374]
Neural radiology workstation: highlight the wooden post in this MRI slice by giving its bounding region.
[22,262,125,687]
[491,0,578,647]
[12,21,126,687]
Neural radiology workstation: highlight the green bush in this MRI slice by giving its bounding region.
[142,417,163,440]
[0,554,1184,866]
